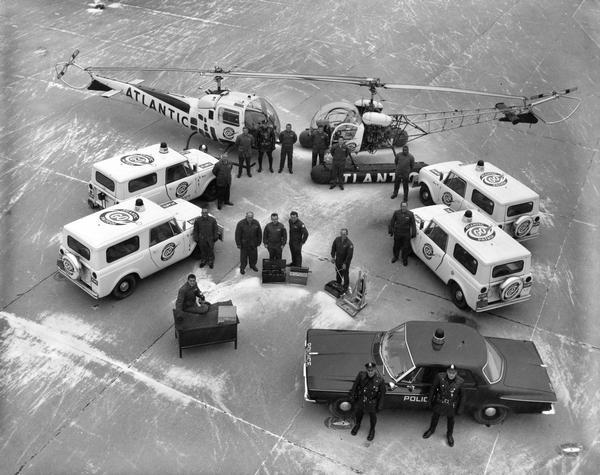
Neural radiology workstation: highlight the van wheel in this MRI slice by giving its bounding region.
[449,282,468,309]
[473,406,509,426]
[419,184,434,205]
[200,180,218,201]
[112,275,137,299]
[329,397,355,419]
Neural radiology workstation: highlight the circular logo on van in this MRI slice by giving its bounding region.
[423,243,434,260]
[223,127,235,140]
[441,192,453,205]
[175,181,189,197]
[99,209,140,225]
[161,242,177,261]
[62,256,76,276]
[480,172,507,187]
[120,154,154,166]
[464,222,496,241]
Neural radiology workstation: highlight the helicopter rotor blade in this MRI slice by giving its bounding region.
[381,83,528,102]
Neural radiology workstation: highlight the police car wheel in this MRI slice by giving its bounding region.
[200,180,218,201]
[112,274,137,299]
[329,397,354,418]
[449,282,468,310]
[473,406,508,425]
[419,184,434,205]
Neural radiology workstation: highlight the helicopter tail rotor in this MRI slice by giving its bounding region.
[54,49,94,89]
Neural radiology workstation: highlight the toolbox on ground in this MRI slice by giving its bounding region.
[288,266,309,285]
[262,259,286,283]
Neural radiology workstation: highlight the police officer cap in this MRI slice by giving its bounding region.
[365,362,376,369]
[447,364,457,373]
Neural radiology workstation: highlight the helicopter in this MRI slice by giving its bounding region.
[56,50,580,156]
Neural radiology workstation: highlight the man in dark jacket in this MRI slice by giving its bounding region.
[263,212,287,260]
[349,362,386,441]
[329,138,351,190]
[235,127,255,178]
[288,211,309,267]
[391,145,415,201]
[278,123,297,173]
[423,364,464,447]
[235,211,262,274]
[388,201,417,266]
[311,124,329,168]
[193,208,219,268]
[256,123,276,173]
[212,155,234,210]
[331,228,354,291]
[175,274,207,314]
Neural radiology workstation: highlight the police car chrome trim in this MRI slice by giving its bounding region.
[499,396,556,403]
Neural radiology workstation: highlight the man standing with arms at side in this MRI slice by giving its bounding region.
[287,211,309,267]
[329,138,351,190]
[256,122,276,173]
[349,362,386,441]
[391,145,415,201]
[263,212,287,260]
[235,126,255,178]
[212,154,234,210]
[193,208,219,269]
[331,228,353,291]
[311,124,329,168]
[388,201,417,266]
[278,123,297,174]
[235,211,262,274]
[423,364,464,447]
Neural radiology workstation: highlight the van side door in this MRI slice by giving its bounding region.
[148,219,189,269]
[414,221,448,273]
[165,161,197,201]
[440,172,467,210]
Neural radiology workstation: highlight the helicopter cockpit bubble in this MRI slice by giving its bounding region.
[309,101,362,131]
[245,97,281,134]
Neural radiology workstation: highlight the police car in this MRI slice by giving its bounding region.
[415,160,540,241]
[304,321,556,425]
[57,197,222,299]
[411,205,533,311]
[88,142,218,209]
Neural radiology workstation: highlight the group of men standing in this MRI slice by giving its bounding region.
[235,123,298,177]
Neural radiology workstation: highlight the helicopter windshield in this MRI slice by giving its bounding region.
[310,101,362,129]
[245,97,281,133]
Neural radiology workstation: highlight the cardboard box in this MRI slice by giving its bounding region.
[217,305,237,323]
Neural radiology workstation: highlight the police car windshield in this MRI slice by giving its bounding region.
[380,324,413,380]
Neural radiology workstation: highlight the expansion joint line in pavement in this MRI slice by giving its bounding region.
[1,271,57,311]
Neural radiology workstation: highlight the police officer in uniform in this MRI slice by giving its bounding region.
[287,211,309,267]
[388,201,416,266]
[423,364,464,447]
[263,212,287,260]
[234,211,262,274]
[391,145,415,201]
[311,124,329,168]
[175,274,208,314]
[349,362,386,441]
[330,228,354,291]
[193,208,219,268]
[235,127,255,178]
[256,123,276,173]
[212,155,234,210]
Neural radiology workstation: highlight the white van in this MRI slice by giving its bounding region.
[411,205,533,312]
[57,197,222,299]
[88,143,218,209]
[415,160,540,241]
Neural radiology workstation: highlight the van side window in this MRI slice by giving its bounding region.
[166,162,193,184]
[492,260,524,278]
[453,243,478,275]
[472,189,494,215]
[219,108,240,127]
[507,202,533,217]
[444,172,466,197]
[106,236,139,263]
[95,171,115,192]
[425,223,448,252]
[128,173,157,193]
[150,221,177,246]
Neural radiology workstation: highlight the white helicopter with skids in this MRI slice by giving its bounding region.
[56,50,580,155]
